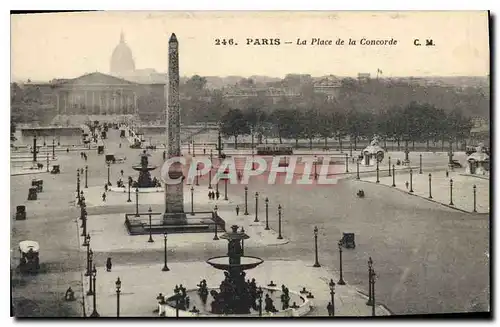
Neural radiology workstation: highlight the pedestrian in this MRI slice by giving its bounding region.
[105,183,109,192]
[327,302,333,316]
[120,169,124,177]
[446,170,449,177]
[102,192,106,202]
[208,191,212,200]
[106,257,112,272]
[236,205,240,216]
[119,143,122,148]
[216,190,220,200]
[405,181,409,190]
[203,148,206,155]
[211,191,215,200]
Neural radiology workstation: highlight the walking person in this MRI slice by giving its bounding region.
[120,169,124,177]
[215,190,220,200]
[235,205,240,216]
[106,257,112,272]
[102,192,106,202]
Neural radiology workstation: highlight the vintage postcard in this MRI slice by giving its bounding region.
[10,11,490,318]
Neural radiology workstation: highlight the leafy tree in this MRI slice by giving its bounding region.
[220,109,249,149]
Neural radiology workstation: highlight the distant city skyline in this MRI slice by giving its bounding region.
[11,11,490,82]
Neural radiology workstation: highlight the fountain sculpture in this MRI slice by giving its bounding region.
[132,150,159,188]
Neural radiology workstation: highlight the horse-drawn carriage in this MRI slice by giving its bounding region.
[19,240,40,274]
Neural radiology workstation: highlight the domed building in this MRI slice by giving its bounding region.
[110,32,136,75]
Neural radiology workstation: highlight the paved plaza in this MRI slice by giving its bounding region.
[10,128,490,317]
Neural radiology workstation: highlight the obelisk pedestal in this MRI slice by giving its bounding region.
[163,33,187,224]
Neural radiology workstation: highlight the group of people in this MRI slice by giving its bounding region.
[208,190,220,200]
[79,152,88,161]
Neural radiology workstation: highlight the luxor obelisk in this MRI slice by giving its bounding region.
[164,33,186,222]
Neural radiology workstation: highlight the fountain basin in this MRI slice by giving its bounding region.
[132,165,158,172]
[206,256,264,271]
[158,287,311,317]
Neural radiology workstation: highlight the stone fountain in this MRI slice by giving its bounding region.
[132,150,159,188]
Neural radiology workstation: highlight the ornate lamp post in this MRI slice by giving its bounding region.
[329,279,336,317]
[257,287,263,316]
[337,240,346,285]
[77,170,81,204]
[107,162,111,186]
[195,166,199,186]
[115,277,121,318]
[135,187,139,217]
[371,268,377,316]
[254,192,259,222]
[90,264,100,317]
[224,179,228,200]
[87,249,94,296]
[391,165,396,187]
[244,186,249,215]
[356,159,360,180]
[277,204,283,240]
[345,153,349,173]
[419,154,423,174]
[52,138,55,159]
[148,207,154,243]
[190,186,195,215]
[366,257,373,306]
[428,173,433,199]
[473,185,477,213]
[376,159,380,183]
[208,149,213,189]
[85,165,88,188]
[213,205,219,240]
[127,177,132,202]
[162,232,170,271]
[46,153,49,172]
[81,207,87,237]
[409,168,414,193]
[388,156,391,176]
[84,234,91,276]
[264,197,270,230]
[314,155,318,180]
[449,179,454,206]
[313,226,321,267]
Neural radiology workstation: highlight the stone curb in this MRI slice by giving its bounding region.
[356,179,488,215]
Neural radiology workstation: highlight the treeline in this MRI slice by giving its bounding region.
[219,102,474,150]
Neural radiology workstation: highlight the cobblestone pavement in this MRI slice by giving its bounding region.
[10,128,490,317]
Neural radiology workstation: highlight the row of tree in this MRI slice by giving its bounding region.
[219,102,474,150]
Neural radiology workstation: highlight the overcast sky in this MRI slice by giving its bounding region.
[11,11,489,81]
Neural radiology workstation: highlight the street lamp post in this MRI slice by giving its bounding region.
[314,155,318,180]
[191,186,195,215]
[337,240,346,285]
[52,138,55,159]
[388,156,391,176]
[224,179,228,200]
[257,287,263,316]
[85,165,88,188]
[428,173,433,199]
[356,159,360,180]
[46,153,49,172]
[391,165,396,187]
[419,154,423,174]
[254,192,259,222]
[371,269,377,316]
[148,207,154,243]
[135,188,139,217]
[195,167,199,186]
[87,249,94,296]
[208,150,213,189]
[329,279,336,317]
[127,177,132,202]
[84,234,91,276]
[162,232,170,271]
[345,153,349,173]
[90,264,99,317]
[313,226,321,267]
[366,257,373,306]
[244,186,249,215]
[409,168,414,193]
[81,208,87,237]
[473,185,477,212]
[449,179,454,206]
[264,197,269,230]
[107,162,111,186]
[376,159,379,183]
[213,205,219,240]
[115,277,121,318]
[277,204,283,240]
[77,170,81,204]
